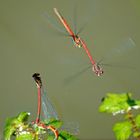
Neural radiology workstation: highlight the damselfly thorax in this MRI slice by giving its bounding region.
[73,35,82,48]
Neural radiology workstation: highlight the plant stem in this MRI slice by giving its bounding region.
[127,110,140,140]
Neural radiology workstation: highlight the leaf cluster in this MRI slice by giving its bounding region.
[4,112,79,140]
[99,93,140,140]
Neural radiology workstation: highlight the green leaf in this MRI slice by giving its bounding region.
[47,135,55,140]
[4,117,20,140]
[99,93,134,115]
[135,100,140,106]
[113,121,132,140]
[133,132,140,138]
[133,100,140,110]
[15,133,34,140]
[4,123,16,140]
[127,93,140,109]
[17,112,30,122]
[58,130,79,140]
[135,115,140,128]
[44,119,63,129]
[4,112,30,140]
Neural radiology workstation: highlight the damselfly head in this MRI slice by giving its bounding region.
[92,64,103,76]
[32,73,42,88]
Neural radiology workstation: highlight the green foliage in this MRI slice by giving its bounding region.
[99,93,140,115]
[58,130,79,140]
[15,133,34,140]
[135,115,140,128]
[43,118,63,129]
[4,112,30,140]
[4,112,79,140]
[99,92,140,140]
[16,112,30,122]
[44,130,79,140]
[113,121,132,140]
[133,131,140,138]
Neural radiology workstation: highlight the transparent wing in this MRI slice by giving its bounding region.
[42,11,69,36]
[63,37,136,82]
[98,37,136,64]
[64,65,91,85]
[41,87,59,120]
[99,63,136,69]
[41,87,79,134]
[113,37,135,55]
[60,121,79,135]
